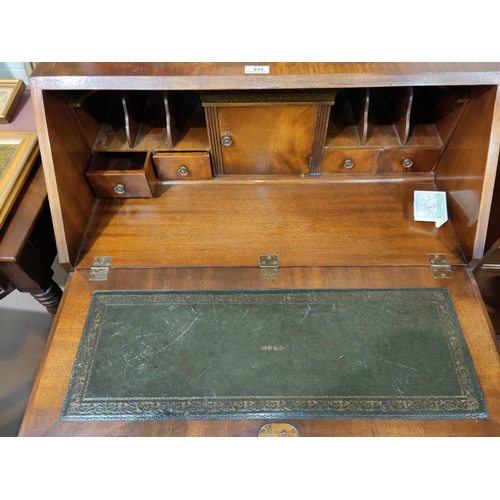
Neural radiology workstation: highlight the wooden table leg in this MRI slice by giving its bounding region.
[0,160,61,315]
[31,279,62,315]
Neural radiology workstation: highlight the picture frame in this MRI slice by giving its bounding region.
[0,131,39,228]
[0,79,26,124]
[23,62,38,76]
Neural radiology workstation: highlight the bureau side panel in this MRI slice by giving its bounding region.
[435,85,500,262]
[32,86,96,271]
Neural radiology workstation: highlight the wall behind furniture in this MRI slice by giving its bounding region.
[0,63,34,87]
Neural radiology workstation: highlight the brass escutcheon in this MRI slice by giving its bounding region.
[258,423,299,437]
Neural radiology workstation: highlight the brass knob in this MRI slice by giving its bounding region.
[402,158,413,169]
[178,166,189,176]
[114,183,125,194]
[221,136,232,147]
[344,159,354,169]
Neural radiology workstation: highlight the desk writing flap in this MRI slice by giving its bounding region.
[20,266,500,436]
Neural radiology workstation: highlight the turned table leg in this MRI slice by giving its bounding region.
[31,280,63,315]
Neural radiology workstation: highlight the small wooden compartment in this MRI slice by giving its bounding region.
[201,90,336,175]
[85,151,156,198]
[322,86,466,177]
[69,90,209,151]
[153,152,212,180]
[321,149,380,173]
[377,148,442,172]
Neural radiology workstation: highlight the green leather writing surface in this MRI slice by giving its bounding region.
[61,289,487,420]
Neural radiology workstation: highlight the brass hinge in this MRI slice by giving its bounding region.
[89,256,113,281]
[427,253,453,278]
[260,255,279,279]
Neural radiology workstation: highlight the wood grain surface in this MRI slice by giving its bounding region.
[31,89,96,272]
[76,182,466,269]
[217,106,317,175]
[435,85,500,261]
[30,63,500,90]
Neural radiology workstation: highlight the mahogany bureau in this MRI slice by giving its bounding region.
[20,63,500,436]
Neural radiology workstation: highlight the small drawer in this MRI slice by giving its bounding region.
[321,149,381,173]
[376,148,441,173]
[153,152,212,180]
[86,152,156,198]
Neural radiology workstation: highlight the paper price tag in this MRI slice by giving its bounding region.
[245,65,270,74]
[414,191,448,228]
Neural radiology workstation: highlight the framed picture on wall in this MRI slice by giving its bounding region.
[0,79,26,124]
[0,131,38,228]
[23,62,38,76]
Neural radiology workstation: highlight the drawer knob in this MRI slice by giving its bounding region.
[402,158,413,169]
[221,136,232,147]
[344,159,354,169]
[114,183,125,194]
[177,166,189,176]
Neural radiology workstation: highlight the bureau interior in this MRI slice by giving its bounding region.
[40,85,498,271]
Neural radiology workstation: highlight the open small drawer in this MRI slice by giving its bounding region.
[85,151,157,198]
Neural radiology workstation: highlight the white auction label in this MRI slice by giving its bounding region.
[245,65,270,74]
[414,190,448,228]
